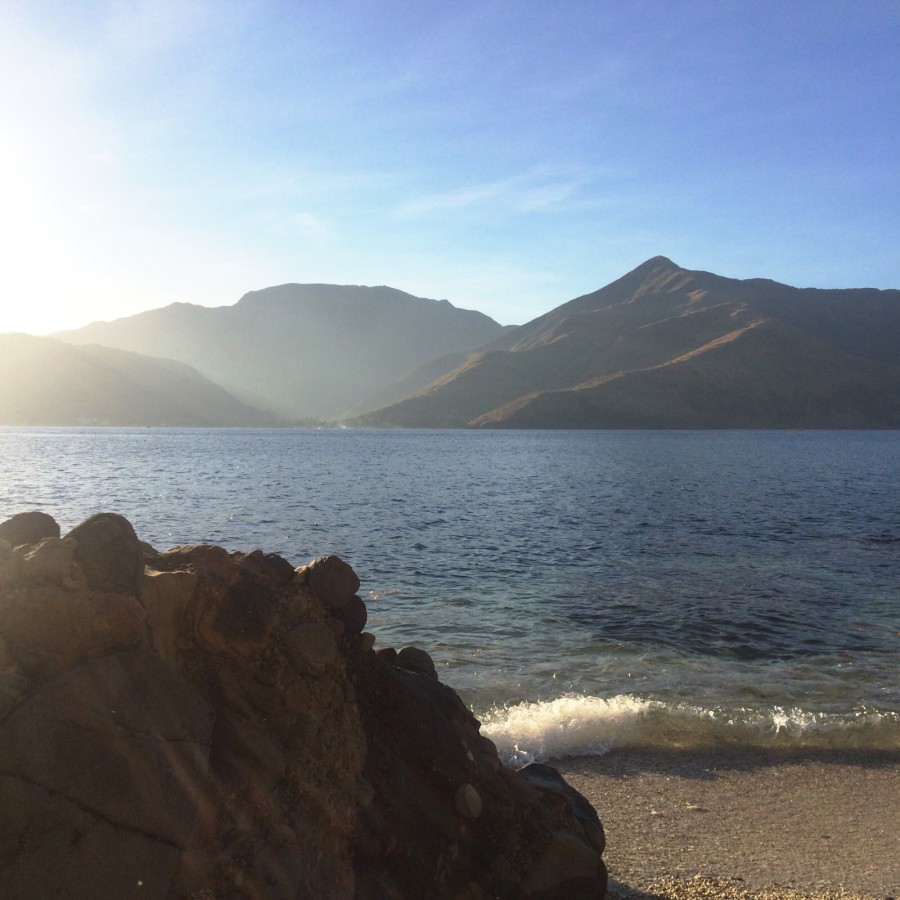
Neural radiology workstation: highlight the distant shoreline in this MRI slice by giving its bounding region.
[3,423,900,430]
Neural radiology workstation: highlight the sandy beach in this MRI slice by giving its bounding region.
[554,747,899,899]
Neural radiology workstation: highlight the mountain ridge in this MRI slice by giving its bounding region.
[350,257,900,429]
[0,334,281,426]
[54,285,509,420]
[16,258,900,429]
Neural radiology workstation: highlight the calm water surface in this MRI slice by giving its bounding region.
[2,428,898,761]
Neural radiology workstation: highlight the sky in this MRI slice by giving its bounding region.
[2,0,899,334]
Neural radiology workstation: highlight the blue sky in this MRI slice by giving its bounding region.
[2,0,898,333]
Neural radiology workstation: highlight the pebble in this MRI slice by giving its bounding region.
[609,875,886,900]
[454,783,482,820]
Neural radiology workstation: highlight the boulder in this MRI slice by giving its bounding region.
[304,553,360,608]
[331,592,368,634]
[0,582,146,680]
[396,644,438,678]
[14,537,80,587]
[65,512,144,594]
[0,511,60,547]
[0,510,607,899]
[519,763,606,855]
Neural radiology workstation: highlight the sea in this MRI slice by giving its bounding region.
[2,427,898,764]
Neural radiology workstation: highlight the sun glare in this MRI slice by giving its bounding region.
[0,135,91,335]
[1,141,51,332]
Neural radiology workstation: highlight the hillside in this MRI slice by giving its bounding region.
[55,285,508,420]
[0,335,280,426]
[350,257,900,429]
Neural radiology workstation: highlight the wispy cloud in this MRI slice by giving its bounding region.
[103,0,216,59]
[242,207,335,245]
[231,167,398,204]
[388,255,574,326]
[394,169,588,220]
[278,211,333,243]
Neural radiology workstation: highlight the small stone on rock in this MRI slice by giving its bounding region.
[305,555,360,608]
[331,594,368,634]
[454,783,482,820]
[396,646,437,679]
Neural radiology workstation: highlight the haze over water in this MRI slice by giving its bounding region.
[2,427,898,761]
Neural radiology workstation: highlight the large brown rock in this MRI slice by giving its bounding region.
[0,510,60,547]
[0,510,607,899]
[304,553,360,608]
[350,654,607,899]
[65,512,145,594]
[0,651,213,846]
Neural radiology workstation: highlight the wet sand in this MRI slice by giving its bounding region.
[554,747,900,899]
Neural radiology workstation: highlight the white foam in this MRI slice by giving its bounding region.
[480,694,662,765]
[479,694,900,764]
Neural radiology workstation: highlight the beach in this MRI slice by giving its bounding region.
[555,748,900,899]
[4,427,899,897]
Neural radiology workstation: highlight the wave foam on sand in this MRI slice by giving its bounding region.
[483,695,900,897]
[479,694,900,765]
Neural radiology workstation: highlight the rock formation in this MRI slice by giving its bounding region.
[0,511,607,899]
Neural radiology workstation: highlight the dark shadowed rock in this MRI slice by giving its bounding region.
[519,762,606,855]
[0,650,213,846]
[0,511,60,547]
[209,705,286,789]
[195,568,280,655]
[236,548,297,584]
[0,582,145,680]
[305,553,361,607]
[455,782,483,820]
[331,593,368,633]
[0,776,184,899]
[350,653,608,899]
[283,621,339,674]
[14,538,78,586]
[396,644,438,678]
[0,510,607,899]
[65,512,144,594]
[522,831,604,897]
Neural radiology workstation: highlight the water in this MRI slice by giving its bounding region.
[2,427,898,762]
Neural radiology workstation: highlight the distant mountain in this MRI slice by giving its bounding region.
[351,257,900,429]
[0,335,280,426]
[55,285,509,421]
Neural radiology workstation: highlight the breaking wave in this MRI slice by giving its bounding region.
[479,694,900,765]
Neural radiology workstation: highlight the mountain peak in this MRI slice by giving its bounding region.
[638,255,679,269]
[53,283,506,421]
[353,259,900,429]
[620,256,687,280]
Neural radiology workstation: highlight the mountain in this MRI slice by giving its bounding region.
[0,335,280,426]
[55,285,509,421]
[350,257,900,429]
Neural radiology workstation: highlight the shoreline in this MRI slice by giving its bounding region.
[553,746,900,899]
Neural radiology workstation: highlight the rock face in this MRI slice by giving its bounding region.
[0,511,607,899]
